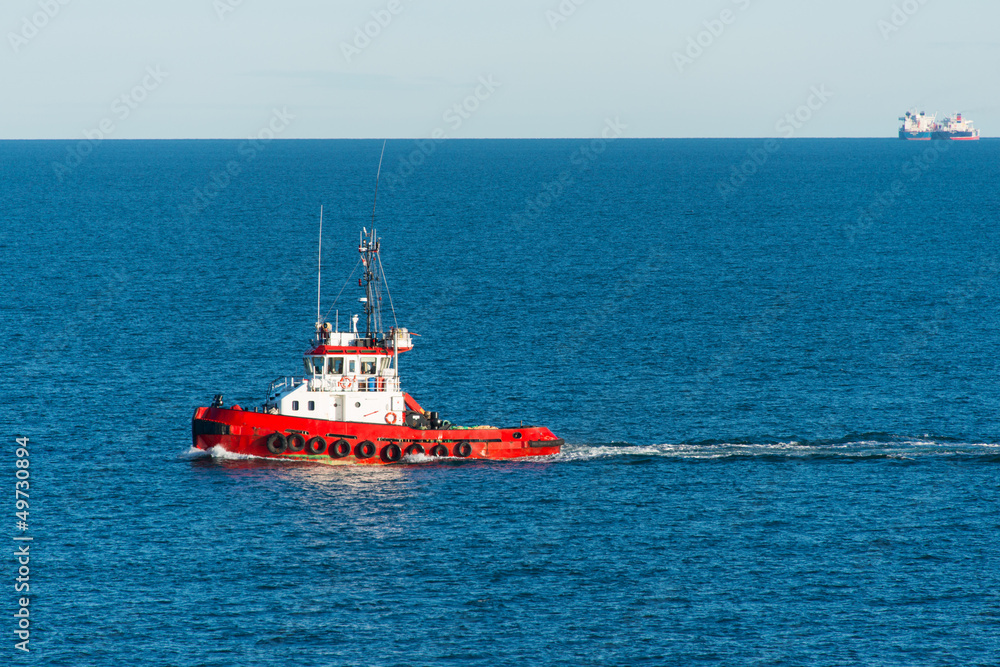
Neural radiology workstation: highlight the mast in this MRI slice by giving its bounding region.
[316,205,323,325]
[360,141,387,340]
[359,229,381,339]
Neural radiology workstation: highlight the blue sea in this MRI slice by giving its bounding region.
[3,138,1000,666]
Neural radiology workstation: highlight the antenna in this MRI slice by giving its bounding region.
[316,205,323,324]
[370,140,387,228]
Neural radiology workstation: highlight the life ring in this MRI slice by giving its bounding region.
[287,433,306,453]
[385,412,398,425]
[405,444,425,457]
[266,433,287,455]
[329,439,351,458]
[305,436,326,455]
[454,442,472,458]
[381,443,402,462]
[338,376,353,390]
[355,440,375,459]
[429,444,449,457]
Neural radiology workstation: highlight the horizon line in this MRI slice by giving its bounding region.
[0,136,994,141]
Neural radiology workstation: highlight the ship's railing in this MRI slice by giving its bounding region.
[307,376,401,393]
[267,376,307,398]
[268,375,401,398]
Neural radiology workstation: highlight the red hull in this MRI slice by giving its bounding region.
[192,406,563,464]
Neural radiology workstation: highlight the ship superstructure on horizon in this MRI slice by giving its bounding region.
[899,110,980,140]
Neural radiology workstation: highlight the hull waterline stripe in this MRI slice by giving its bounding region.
[376,437,503,443]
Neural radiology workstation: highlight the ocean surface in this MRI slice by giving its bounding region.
[3,138,1000,665]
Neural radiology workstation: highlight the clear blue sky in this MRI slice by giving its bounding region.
[2,0,997,139]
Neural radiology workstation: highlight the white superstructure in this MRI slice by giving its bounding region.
[262,227,421,427]
[899,111,936,133]
[264,324,413,425]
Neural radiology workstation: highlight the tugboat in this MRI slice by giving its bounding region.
[191,225,564,464]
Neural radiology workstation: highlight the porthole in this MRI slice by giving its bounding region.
[292,401,299,411]
[355,402,361,408]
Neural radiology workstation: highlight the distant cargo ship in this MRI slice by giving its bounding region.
[899,110,980,140]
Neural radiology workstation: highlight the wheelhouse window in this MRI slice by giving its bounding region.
[328,357,344,374]
[361,358,376,375]
[311,357,325,374]
[348,360,356,373]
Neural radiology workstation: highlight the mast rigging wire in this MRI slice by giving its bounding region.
[376,252,399,331]
[321,258,362,324]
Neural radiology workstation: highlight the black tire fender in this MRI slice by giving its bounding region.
[305,436,326,455]
[266,433,287,455]
[381,443,402,462]
[330,439,351,458]
[355,441,375,459]
[287,433,306,453]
